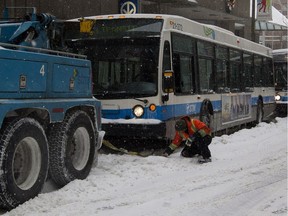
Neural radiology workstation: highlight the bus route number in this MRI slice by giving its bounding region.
[170,21,183,31]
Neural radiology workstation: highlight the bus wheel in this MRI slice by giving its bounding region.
[256,96,264,124]
[199,99,214,127]
[48,110,96,187]
[0,118,48,210]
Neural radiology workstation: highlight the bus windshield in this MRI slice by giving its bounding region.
[63,18,163,99]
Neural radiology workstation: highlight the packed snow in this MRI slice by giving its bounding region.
[2,117,287,216]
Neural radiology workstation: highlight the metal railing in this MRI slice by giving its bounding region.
[0,42,87,59]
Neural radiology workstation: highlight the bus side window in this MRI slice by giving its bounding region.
[197,41,214,94]
[243,52,253,92]
[262,57,274,87]
[172,53,195,94]
[171,33,195,95]
[198,58,213,94]
[173,53,181,93]
[215,46,229,93]
[229,49,241,92]
[254,55,263,87]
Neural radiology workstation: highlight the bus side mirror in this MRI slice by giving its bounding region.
[162,70,174,103]
[163,70,174,93]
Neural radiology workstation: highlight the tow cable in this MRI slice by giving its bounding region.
[101,139,156,157]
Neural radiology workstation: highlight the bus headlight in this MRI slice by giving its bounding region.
[133,105,144,118]
[275,94,281,101]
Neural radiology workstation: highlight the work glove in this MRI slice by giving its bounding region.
[193,132,202,139]
[162,147,174,157]
[185,137,194,147]
[185,132,201,147]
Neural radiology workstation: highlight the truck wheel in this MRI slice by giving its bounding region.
[0,118,48,210]
[48,110,95,187]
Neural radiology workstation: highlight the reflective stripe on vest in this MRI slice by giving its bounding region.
[178,119,197,139]
[179,131,189,140]
[190,120,198,133]
[191,119,207,137]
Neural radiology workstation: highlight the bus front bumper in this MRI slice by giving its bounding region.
[102,121,166,138]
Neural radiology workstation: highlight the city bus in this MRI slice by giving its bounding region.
[273,49,288,117]
[52,14,276,143]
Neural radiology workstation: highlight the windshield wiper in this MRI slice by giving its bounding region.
[134,98,148,104]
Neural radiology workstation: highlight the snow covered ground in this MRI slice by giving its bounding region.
[2,117,287,216]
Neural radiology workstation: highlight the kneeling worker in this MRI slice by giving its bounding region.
[163,116,212,163]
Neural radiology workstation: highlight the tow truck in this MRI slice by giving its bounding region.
[0,9,103,209]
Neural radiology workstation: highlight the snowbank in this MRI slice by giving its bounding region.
[3,118,287,216]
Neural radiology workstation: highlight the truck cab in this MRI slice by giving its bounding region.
[0,9,104,210]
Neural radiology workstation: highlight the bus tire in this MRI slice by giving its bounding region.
[256,96,264,124]
[48,110,96,187]
[199,99,214,127]
[0,118,48,210]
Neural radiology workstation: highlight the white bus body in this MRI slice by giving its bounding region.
[62,14,276,141]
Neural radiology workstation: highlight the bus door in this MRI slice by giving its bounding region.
[162,34,196,120]
[161,40,174,120]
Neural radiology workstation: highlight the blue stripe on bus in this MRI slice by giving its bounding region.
[281,96,288,102]
[102,101,218,120]
[102,96,274,121]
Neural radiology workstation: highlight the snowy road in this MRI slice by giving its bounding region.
[2,118,288,216]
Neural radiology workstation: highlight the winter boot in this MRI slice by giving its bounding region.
[198,158,212,164]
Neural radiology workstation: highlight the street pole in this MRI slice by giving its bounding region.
[251,0,256,42]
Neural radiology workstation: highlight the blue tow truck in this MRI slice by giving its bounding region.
[0,10,103,209]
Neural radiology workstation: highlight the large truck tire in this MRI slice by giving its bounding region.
[0,118,49,210]
[48,110,96,187]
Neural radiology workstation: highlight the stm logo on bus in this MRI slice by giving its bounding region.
[203,26,215,39]
[170,21,183,31]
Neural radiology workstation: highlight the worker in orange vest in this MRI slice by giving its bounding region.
[163,116,212,163]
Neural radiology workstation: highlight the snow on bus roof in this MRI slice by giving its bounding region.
[68,14,190,21]
[272,48,288,55]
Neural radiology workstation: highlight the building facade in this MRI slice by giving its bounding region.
[258,0,287,49]
[1,0,286,47]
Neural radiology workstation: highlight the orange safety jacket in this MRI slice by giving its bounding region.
[169,117,211,151]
